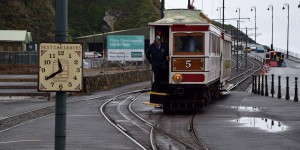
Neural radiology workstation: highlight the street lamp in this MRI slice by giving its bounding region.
[298,2,300,8]
[282,3,289,58]
[251,6,257,43]
[267,5,274,51]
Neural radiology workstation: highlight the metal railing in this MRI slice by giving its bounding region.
[274,48,300,59]
[83,58,150,73]
[0,51,38,65]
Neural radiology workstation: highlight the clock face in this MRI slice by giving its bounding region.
[38,43,83,92]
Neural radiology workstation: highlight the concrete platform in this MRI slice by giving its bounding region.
[194,91,300,150]
[193,57,300,149]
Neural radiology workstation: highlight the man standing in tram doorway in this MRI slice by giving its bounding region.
[146,36,169,91]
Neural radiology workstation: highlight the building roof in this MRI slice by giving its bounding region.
[149,9,210,25]
[0,30,32,42]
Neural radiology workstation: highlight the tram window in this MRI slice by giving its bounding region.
[174,33,204,53]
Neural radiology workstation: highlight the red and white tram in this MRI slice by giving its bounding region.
[148,9,232,112]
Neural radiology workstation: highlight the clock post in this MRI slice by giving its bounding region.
[38,1,82,150]
[55,1,67,150]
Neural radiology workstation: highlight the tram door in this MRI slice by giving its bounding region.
[155,26,170,84]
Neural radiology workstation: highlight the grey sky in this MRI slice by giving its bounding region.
[165,0,300,53]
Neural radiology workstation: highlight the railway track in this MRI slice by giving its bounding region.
[228,55,262,91]
[0,94,112,132]
[99,55,262,149]
[101,90,207,150]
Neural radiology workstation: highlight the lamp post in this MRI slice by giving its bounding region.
[236,20,239,72]
[282,3,289,58]
[251,6,256,43]
[267,5,274,51]
[298,2,300,8]
[236,8,241,60]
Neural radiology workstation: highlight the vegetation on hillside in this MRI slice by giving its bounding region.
[68,0,160,38]
[212,21,256,44]
[0,0,160,41]
[0,0,256,46]
[0,0,55,42]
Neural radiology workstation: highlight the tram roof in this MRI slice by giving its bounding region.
[149,9,211,26]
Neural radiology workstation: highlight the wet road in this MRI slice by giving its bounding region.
[0,82,150,149]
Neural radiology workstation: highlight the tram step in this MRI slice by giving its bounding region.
[221,84,234,92]
[147,92,169,96]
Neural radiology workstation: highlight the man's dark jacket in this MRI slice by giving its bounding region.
[146,43,169,69]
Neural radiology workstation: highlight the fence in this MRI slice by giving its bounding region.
[0,51,150,74]
[0,51,38,65]
[83,58,150,73]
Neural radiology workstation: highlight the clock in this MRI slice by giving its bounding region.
[38,43,83,92]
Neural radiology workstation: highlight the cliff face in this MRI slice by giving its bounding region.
[69,0,160,38]
[102,9,127,32]
[0,0,160,41]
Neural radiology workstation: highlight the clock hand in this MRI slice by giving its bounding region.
[45,59,63,80]
[45,69,62,80]
[58,58,63,71]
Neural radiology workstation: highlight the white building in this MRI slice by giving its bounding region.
[0,30,32,52]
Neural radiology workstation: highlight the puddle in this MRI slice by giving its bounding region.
[230,106,265,112]
[233,117,287,132]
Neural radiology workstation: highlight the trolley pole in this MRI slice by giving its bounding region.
[161,0,165,19]
[55,0,68,150]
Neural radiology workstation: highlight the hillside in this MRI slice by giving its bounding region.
[212,21,256,44]
[0,0,55,42]
[68,0,160,38]
[0,0,160,42]
[0,0,255,45]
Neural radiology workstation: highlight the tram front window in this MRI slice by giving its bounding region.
[174,33,204,54]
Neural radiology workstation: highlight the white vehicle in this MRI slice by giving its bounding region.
[84,51,102,58]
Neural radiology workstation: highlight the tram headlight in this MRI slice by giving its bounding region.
[172,73,183,83]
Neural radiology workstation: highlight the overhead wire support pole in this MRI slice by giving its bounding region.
[222,0,225,30]
[251,6,256,43]
[236,8,241,61]
[246,27,248,68]
[55,0,68,150]
[236,20,239,72]
[239,27,254,68]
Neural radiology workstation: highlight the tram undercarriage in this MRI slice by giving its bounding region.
[150,81,221,112]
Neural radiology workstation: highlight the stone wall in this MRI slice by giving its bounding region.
[83,70,151,93]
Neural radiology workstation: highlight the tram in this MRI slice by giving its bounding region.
[265,51,284,67]
[147,9,232,112]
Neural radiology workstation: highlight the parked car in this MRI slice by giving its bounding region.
[243,47,252,53]
[250,46,257,51]
[256,46,265,53]
[84,51,103,58]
